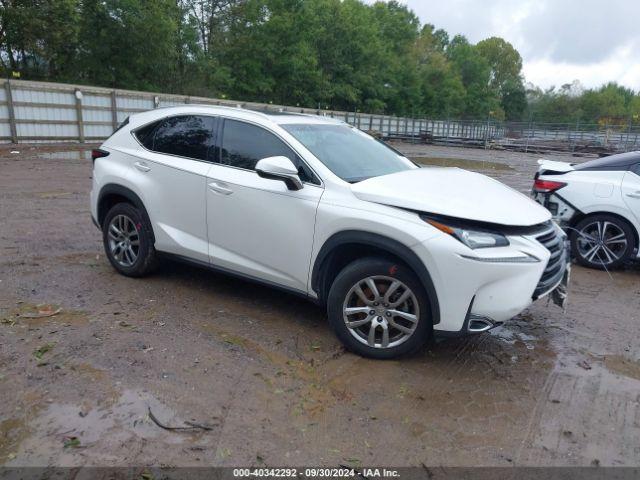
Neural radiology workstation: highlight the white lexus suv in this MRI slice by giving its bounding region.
[90,106,569,358]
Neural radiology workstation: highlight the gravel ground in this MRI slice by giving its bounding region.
[0,143,639,468]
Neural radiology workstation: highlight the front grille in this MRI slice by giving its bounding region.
[533,225,568,299]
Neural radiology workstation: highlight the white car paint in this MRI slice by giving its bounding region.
[535,157,640,259]
[352,167,551,226]
[206,161,323,291]
[91,105,567,339]
[622,171,640,226]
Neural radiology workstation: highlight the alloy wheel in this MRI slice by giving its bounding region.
[107,214,140,267]
[576,220,627,266]
[342,275,419,349]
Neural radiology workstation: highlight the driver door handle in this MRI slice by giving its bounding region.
[208,181,233,196]
[626,191,640,199]
[134,161,151,172]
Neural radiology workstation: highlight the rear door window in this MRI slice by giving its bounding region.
[219,119,319,184]
[136,115,217,161]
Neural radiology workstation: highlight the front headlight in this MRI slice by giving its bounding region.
[422,216,509,249]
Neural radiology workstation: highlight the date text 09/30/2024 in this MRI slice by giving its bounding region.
[232,468,400,478]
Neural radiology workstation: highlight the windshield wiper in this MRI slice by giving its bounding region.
[346,176,372,183]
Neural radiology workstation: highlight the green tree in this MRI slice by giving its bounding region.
[3,0,636,123]
[447,35,501,119]
[414,25,464,117]
[476,36,526,119]
[0,0,80,80]
[579,82,634,123]
[76,0,183,91]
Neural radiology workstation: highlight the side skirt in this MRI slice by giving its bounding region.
[157,252,320,305]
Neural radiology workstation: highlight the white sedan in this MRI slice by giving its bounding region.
[533,152,640,269]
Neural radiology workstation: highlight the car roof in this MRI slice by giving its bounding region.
[574,151,640,171]
[132,104,343,127]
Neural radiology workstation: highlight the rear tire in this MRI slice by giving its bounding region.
[570,214,636,270]
[102,202,158,277]
[327,257,432,359]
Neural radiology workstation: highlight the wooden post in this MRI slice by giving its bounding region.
[75,89,85,143]
[4,80,18,143]
[110,91,118,131]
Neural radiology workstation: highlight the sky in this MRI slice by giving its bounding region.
[376,0,640,91]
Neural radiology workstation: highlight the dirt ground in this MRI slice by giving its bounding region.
[1,142,639,469]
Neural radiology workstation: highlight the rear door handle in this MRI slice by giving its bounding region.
[626,191,640,199]
[134,161,151,172]
[208,181,233,195]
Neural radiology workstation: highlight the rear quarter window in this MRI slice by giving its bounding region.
[134,121,159,150]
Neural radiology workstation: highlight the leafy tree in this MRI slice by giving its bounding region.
[579,83,633,123]
[0,0,80,79]
[414,25,464,117]
[446,35,501,119]
[76,0,184,91]
[418,52,465,117]
[476,37,526,119]
[1,0,638,123]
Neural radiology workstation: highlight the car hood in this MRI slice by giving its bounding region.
[351,167,551,227]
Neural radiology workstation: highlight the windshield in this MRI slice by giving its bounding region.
[282,124,416,182]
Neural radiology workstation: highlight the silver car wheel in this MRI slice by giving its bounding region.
[107,214,140,267]
[342,275,419,349]
[576,220,627,265]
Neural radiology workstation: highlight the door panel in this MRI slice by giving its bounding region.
[622,170,640,224]
[123,115,217,262]
[207,164,322,292]
[133,151,210,261]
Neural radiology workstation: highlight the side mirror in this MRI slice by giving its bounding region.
[255,156,303,191]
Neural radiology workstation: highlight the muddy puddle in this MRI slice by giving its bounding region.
[489,325,539,350]
[411,156,514,171]
[0,145,94,162]
[34,150,92,161]
[2,388,216,465]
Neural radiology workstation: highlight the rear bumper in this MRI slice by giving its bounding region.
[90,186,99,229]
[532,191,579,228]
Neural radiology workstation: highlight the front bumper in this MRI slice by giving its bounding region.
[413,223,569,335]
[531,222,570,300]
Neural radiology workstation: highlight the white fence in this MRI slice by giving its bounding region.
[0,79,503,144]
[1,79,637,155]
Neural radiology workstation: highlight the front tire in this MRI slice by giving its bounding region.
[102,202,158,277]
[327,257,432,359]
[571,214,636,270]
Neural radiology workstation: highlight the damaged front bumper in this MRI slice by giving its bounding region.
[531,222,570,304]
[550,267,570,309]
